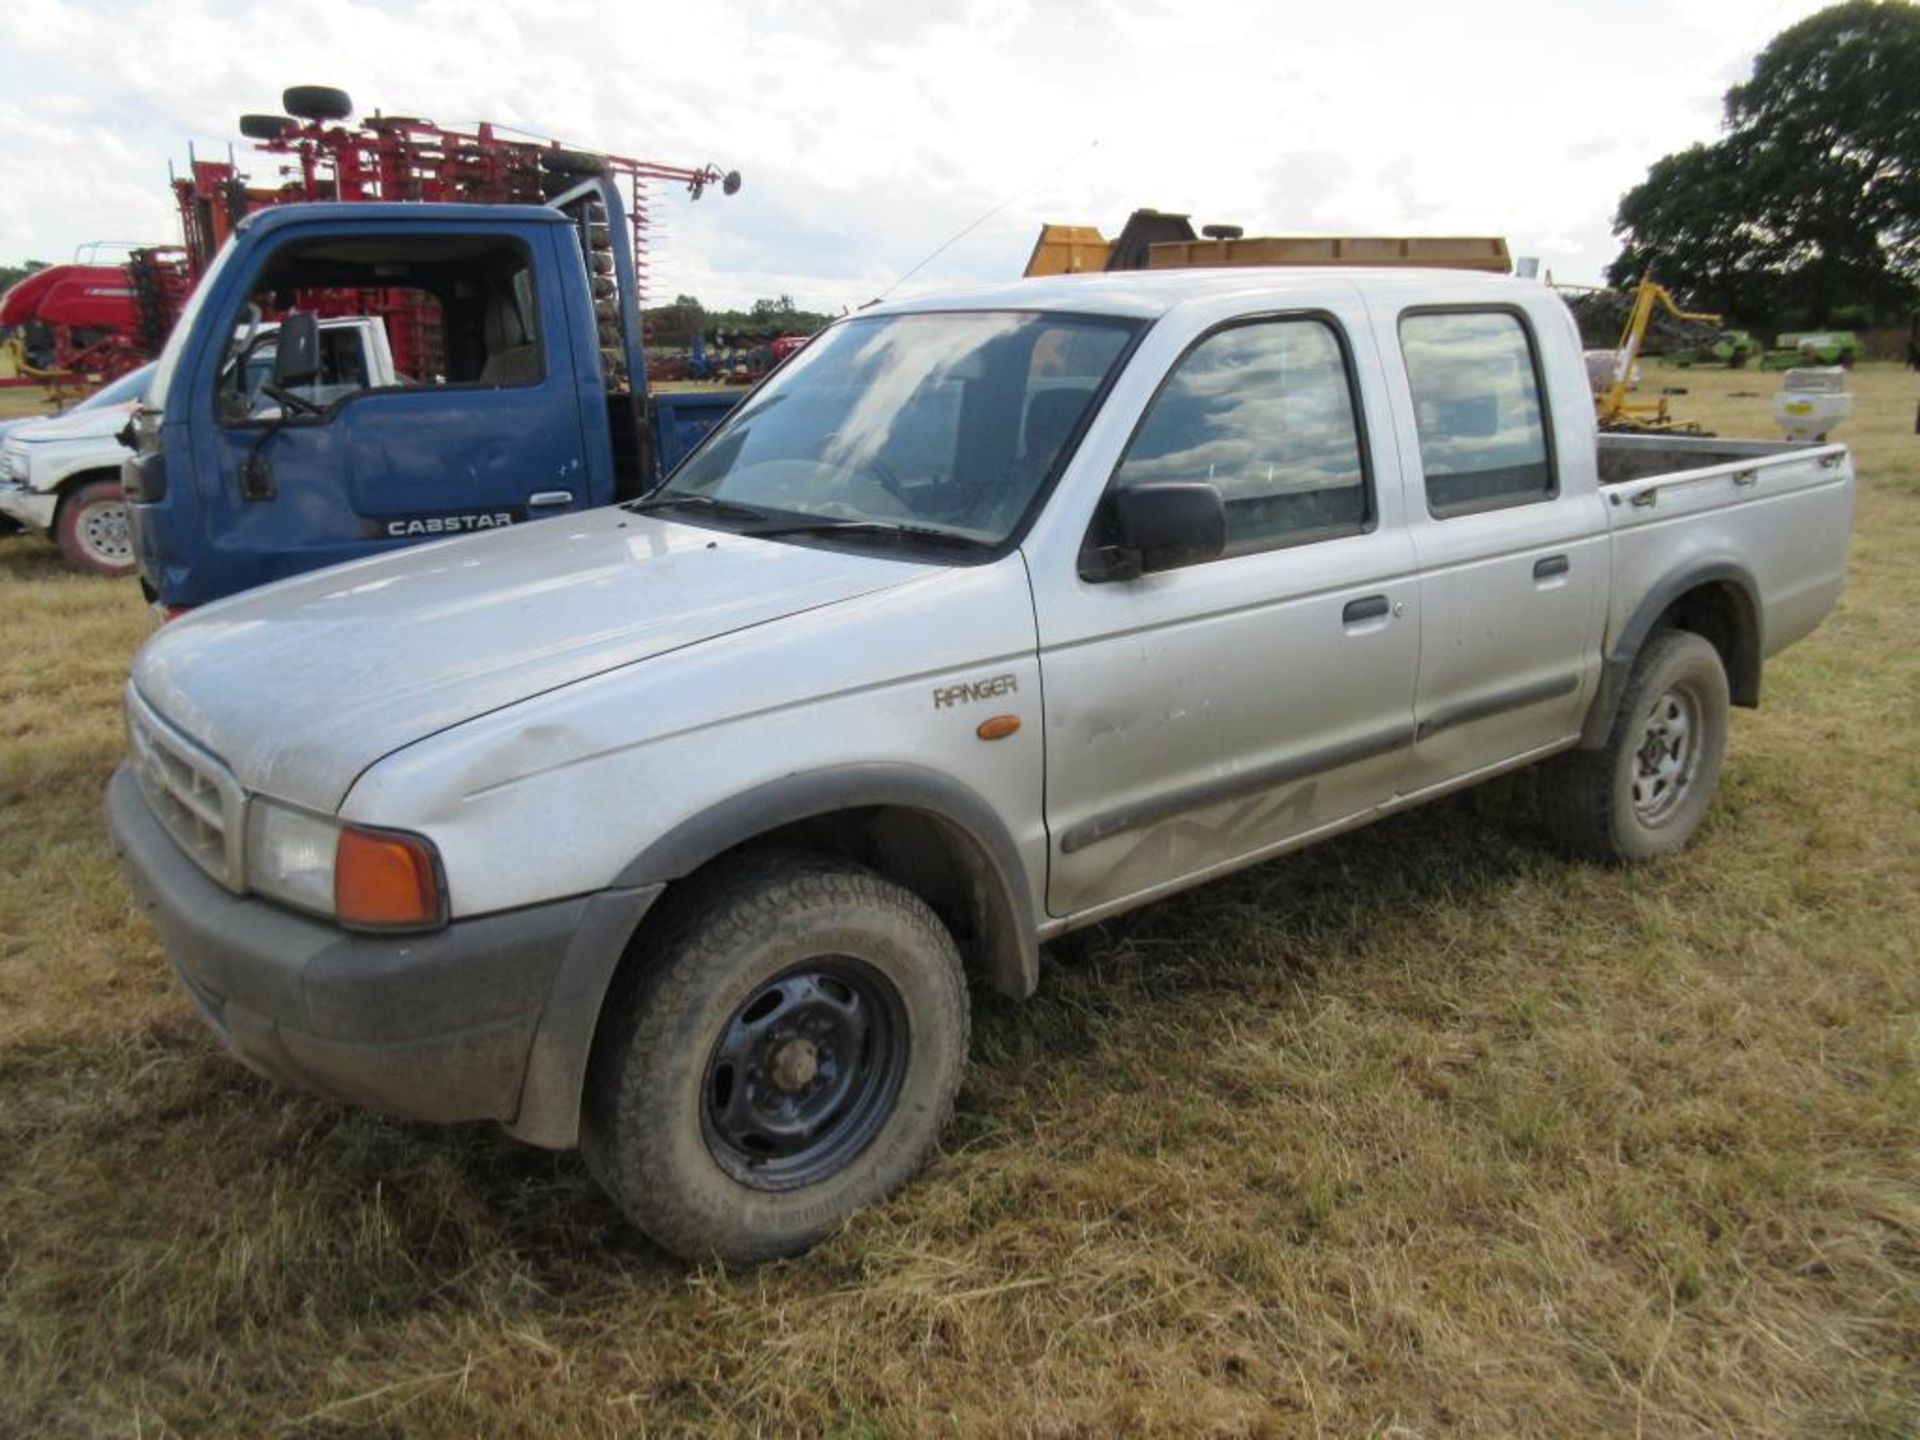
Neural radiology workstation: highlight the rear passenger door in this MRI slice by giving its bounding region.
[1037,307,1420,918]
[1378,304,1607,793]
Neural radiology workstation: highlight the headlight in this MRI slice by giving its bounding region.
[245,799,447,930]
[245,800,339,916]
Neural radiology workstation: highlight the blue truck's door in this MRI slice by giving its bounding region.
[181,214,603,595]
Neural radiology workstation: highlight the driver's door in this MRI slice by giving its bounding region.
[1037,308,1421,918]
[193,219,593,594]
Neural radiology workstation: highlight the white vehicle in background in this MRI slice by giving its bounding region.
[0,316,395,576]
[0,413,40,537]
[0,365,153,573]
[221,310,399,421]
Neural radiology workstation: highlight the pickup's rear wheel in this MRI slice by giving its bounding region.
[582,850,969,1264]
[54,479,136,577]
[1542,629,1729,862]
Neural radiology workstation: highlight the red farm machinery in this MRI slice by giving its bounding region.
[0,251,160,388]
[0,84,739,391]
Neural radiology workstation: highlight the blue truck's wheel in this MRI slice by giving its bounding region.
[582,850,970,1264]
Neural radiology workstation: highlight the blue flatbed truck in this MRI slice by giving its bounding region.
[123,178,739,608]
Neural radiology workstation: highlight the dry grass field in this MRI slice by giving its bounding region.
[1,365,1916,1438]
[0,387,71,422]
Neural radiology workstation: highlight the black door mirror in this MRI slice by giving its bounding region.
[1087,481,1227,580]
[272,312,322,388]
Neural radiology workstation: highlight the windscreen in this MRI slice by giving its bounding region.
[75,364,154,412]
[665,310,1137,547]
[145,236,241,417]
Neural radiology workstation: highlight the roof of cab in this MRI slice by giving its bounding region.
[235,201,573,237]
[866,266,1533,320]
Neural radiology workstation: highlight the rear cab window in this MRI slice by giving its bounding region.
[1399,309,1555,516]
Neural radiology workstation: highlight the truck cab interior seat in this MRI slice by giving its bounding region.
[480,292,540,385]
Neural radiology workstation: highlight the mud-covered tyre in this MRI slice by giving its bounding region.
[282,85,353,122]
[582,850,970,1265]
[54,478,136,577]
[1541,629,1730,862]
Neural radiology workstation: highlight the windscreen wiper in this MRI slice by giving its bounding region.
[743,518,991,551]
[628,491,769,523]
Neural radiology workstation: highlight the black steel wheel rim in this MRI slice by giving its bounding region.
[700,957,909,1191]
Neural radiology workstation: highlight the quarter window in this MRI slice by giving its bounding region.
[1112,318,1370,554]
[1400,311,1553,514]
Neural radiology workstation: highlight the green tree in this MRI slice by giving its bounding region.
[1608,0,1920,327]
[644,293,707,347]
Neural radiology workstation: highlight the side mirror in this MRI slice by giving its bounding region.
[272,312,321,388]
[1088,481,1227,580]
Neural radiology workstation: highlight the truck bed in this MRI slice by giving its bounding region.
[1596,432,1824,486]
[1598,432,1854,667]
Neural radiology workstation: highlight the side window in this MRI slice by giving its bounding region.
[215,234,544,426]
[1112,318,1370,556]
[237,323,382,417]
[1399,311,1553,515]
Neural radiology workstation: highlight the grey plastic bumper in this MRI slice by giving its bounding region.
[106,764,660,1147]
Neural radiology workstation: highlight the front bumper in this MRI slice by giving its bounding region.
[107,764,661,1146]
[0,477,54,533]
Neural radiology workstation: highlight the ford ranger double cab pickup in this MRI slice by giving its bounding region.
[108,269,1855,1263]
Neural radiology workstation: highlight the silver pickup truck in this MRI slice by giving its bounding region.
[109,269,1855,1262]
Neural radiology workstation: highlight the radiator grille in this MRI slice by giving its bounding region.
[126,686,246,891]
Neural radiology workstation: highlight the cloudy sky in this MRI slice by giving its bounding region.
[0,0,1833,312]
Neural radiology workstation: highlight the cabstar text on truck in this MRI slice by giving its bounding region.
[110,269,1855,1263]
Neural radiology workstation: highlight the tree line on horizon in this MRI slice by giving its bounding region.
[0,260,47,295]
[642,293,836,348]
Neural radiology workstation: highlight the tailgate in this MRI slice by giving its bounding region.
[653,391,741,474]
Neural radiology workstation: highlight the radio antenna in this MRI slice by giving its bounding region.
[874,139,1099,302]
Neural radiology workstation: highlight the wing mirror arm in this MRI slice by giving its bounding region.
[240,312,325,500]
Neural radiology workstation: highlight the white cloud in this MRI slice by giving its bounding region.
[0,0,1837,309]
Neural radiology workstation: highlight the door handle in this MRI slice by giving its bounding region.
[1533,554,1570,582]
[1342,594,1391,627]
[528,490,575,508]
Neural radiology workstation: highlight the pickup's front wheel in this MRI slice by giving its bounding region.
[54,478,136,577]
[1542,629,1729,862]
[582,851,969,1264]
